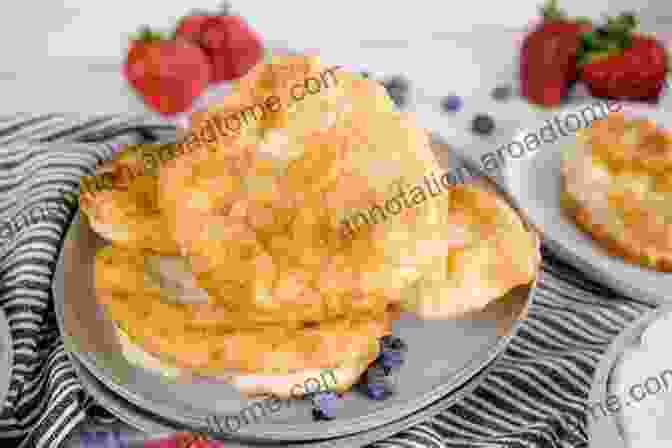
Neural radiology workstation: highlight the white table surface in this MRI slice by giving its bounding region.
[1,0,669,116]
[2,2,670,447]
[2,0,660,66]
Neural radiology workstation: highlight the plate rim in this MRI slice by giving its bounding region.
[68,349,177,436]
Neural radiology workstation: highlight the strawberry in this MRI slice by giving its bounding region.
[144,432,221,448]
[124,27,212,115]
[198,14,264,82]
[579,13,668,101]
[172,3,264,83]
[519,1,592,106]
[174,9,212,44]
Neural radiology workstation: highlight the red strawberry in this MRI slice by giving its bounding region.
[172,3,264,82]
[520,19,591,106]
[580,33,668,101]
[173,3,232,44]
[198,14,264,82]
[123,27,211,115]
[174,10,212,44]
[145,432,221,447]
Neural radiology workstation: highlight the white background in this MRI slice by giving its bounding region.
[3,0,661,62]
[0,1,668,116]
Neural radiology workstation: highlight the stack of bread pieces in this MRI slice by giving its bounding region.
[80,54,539,398]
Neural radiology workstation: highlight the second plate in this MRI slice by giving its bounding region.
[502,102,672,304]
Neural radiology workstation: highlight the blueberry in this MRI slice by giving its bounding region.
[385,88,407,108]
[380,351,405,372]
[382,76,409,108]
[491,85,513,101]
[310,391,339,420]
[471,114,495,135]
[381,350,405,361]
[380,336,408,354]
[366,363,387,383]
[364,376,396,400]
[363,362,396,400]
[365,382,392,400]
[312,407,332,421]
[378,336,407,373]
[383,75,409,93]
[381,360,403,374]
[311,391,338,404]
[440,95,462,113]
[390,94,407,108]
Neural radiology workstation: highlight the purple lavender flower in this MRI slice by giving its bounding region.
[79,430,124,447]
[311,391,339,420]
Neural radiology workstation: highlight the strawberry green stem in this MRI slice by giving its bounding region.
[540,0,566,21]
[601,11,638,34]
[577,11,640,66]
[135,25,164,42]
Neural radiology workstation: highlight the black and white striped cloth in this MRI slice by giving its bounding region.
[0,114,655,448]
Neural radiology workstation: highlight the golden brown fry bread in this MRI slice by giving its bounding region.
[95,246,394,375]
[561,113,672,271]
[79,143,181,254]
[95,243,390,330]
[106,299,389,375]
[155,54,448,326]
[94,245,209,305]
[114,323,379,398]
[400,183,539,319]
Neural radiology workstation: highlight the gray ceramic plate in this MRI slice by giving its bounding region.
[68,352,177,437]
[587,304,672,447]
[502,102,672,305]
[54,138,540,442]
[0,309,12,413]
[69,344,497,448]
